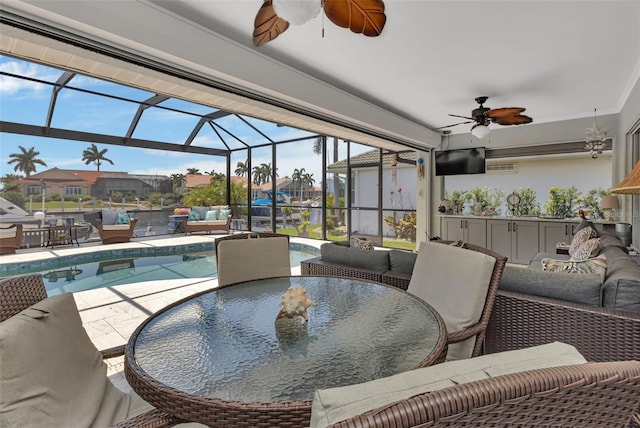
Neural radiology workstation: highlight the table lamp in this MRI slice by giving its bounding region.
[599,195,619,222]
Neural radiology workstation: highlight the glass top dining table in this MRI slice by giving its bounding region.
[125,275,447,427]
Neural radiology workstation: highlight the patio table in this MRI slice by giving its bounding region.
[125,276,447,427]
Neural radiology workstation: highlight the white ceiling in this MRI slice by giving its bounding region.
[1,0,639,149]
[160,0,640,131]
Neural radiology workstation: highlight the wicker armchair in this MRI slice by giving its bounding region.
[408,241,508,360]
[330,361,640,427]
[0,223,23,255]
[97,217,138,244]
[0,274,182,428]
[214,232,291,286]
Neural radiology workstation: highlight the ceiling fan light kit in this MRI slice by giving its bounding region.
[272,0,321,25]
[471,124,490,139]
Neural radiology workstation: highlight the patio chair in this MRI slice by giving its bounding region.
[0,274,186,428]
[320,360,640,427]
[407,240,508,360]
[215,232,291,286]
[0,223,23,255]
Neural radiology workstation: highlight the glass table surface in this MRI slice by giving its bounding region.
[128,276,443,403]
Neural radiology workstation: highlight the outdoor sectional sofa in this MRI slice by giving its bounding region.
[301,237,640,363]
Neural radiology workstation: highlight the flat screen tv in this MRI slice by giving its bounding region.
[435,147,486,176]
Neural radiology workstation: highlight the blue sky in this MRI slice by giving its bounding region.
[0,55,344,182]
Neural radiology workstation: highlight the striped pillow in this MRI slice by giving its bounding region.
[568,227,596,258]
[571,238,602,262]
[541,254,607,280]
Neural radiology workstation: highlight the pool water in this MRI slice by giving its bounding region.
[3,248,318,296]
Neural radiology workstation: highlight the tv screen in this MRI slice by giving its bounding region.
[435,147,486,176]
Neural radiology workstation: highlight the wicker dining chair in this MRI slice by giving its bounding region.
[328,361,640,428]
[215,232,291,286]
[408,240,508,360]
[0,274,186,428]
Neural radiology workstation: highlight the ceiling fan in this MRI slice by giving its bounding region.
[438,96,533,139]
[253,0,386,47]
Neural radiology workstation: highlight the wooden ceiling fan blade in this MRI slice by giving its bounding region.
[494,115,533,126]
[253,0,290,46]
[435,120,474,130]
[324,0,386,37]
[486,107,526,119]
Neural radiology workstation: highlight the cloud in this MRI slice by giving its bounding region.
[0,60,55,96]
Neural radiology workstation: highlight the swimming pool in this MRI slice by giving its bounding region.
[0,242,320,296]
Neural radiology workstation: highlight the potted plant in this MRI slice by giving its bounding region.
[299,209,311,237]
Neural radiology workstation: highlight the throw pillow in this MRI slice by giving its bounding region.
[205,210,219,221]
[350,237,373,250]
[568,227,596,258]
[115,212,131,225]
[219,208,231,219]
[187,210,200,221]
[101,209,119,226]
[572,238,602,261]
[541,254,607,280]
[573,220,599,237]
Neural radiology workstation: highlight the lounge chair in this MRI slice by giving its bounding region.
[215,232,291,286]
[0,223,23,255]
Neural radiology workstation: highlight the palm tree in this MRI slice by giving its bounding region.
[252,165,266,186]
[82,143,114,171]
[186,168,201,175]
[292,168,306,201]
[302,172,315,200]
[7,146,47,177]
[169,173,186,193]
[235,160,249,177]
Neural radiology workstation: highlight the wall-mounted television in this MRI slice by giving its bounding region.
[435,147,486,176]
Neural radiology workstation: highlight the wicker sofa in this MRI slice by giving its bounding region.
[182,206,231,235]
[301,239,640,362]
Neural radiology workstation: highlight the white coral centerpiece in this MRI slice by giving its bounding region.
[276,286,316,321]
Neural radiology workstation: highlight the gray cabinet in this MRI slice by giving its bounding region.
[538,221,575,253]
[441,217,486,247]
[487,220,539,264]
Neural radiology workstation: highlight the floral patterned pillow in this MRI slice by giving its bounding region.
[541,254,607,280]
[568,227,596,258]
[571,238,602,262]
[350,237,373,251]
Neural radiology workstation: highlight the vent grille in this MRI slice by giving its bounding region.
[487,163,517,173]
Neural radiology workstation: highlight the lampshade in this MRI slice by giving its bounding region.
[611,160,640,194]
[599,195,620,210]
[272,0,321,25]
[471,124,490,139]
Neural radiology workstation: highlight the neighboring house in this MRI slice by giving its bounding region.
[328,150,418,237]
[20,168,98,197]
[20,168,169,199]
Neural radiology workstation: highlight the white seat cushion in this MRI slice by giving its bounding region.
[216,236,291,286]
[102,224,132,231]
[309,342,586,428]
[408,241,496,360]
[0,293,144,427]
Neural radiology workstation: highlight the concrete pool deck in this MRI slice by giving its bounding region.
[1,233,323,390]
